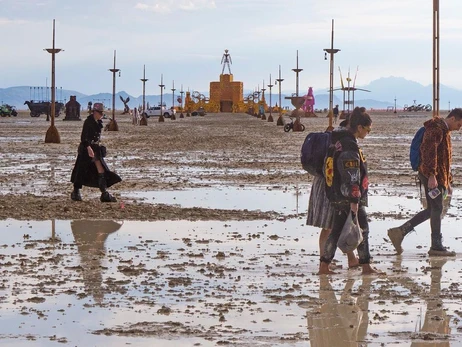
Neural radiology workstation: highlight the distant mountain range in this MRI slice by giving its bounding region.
[1,76,460,111]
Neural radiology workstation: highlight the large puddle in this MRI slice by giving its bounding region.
[1,191,462,346]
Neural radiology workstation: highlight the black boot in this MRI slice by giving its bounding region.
[428,233,456,256]
[98,173,117,202]
[71,187,82,201]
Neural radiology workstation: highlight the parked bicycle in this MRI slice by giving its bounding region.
[284,117,305,132]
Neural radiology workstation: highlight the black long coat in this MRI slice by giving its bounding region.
[70,114,122,188]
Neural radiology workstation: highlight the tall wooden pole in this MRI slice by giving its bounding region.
[433,0,440,118]
[267,74,274,122]
[323,19,340,131]
[45,19,62,143]
[159,74,165,122]
[108,50,120,131]
[141,65,148,114]
[276,65,283,116]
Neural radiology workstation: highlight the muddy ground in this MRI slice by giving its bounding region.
[2,109,457,220]
[1,109,461,346]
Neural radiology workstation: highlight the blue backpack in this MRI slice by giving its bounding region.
[410,126,425,171]
[301,131,332,176]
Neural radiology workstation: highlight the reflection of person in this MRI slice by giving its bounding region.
[410,258,450,347]
[391,257,450,346]
[319,107,379,275]
[333,104,339,124]
[71,220,122,304]
[388,109,462,256]
[306,276,371,346]
[307,118,358,269]
[70,103,121,202]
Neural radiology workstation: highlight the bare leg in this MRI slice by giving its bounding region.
[320,228,359,268]
[95,160,104,174]
[319,228,330,255]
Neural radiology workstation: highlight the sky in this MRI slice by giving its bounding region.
[1,0,462,97]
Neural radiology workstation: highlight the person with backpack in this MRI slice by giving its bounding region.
[306,117,359,269]
[319,107,380,275]
[387,108,462,256]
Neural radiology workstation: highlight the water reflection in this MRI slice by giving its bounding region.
[70,220,122,304]
[410,258,451,346]
[306,276,372,346]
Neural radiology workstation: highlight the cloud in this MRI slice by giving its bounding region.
[0,17,28,25]
[135,0,216,13]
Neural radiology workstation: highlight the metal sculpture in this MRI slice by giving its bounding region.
[119,95,130,114]
[301,87,316,117]
[24,100,64,119]
[335,67,370,116]
[221,49,232,74]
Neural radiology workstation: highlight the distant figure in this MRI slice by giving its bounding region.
[132,107,140,125]
[221,49,232,74]
[333,104,339,124]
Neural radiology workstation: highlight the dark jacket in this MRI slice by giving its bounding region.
[325,130,368,208]
[70,114,121,188]
[419,117,452,189]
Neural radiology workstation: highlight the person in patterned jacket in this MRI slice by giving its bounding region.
[319,107,380,275]
[388,108,462,256]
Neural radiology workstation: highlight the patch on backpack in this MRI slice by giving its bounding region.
[342,159,359,169]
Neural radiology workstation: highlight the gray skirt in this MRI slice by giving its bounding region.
[306,175,335,229]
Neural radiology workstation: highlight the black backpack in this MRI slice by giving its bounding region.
[300,131,332,176]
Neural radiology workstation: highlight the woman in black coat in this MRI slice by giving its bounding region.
[70,103,121,202]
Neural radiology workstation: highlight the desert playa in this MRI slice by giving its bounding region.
[0,110,462,346]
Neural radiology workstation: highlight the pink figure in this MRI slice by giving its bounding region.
[302,87,315,113]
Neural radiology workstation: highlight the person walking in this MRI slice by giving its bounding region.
[388,108,462,256]
[307,118,359,269]
[318,107,379,275]
[70,103,121,202]
[333,104,339,124]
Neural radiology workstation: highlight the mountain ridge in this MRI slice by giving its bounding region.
[1,76,461,111]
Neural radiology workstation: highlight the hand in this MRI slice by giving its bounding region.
[87,146,94,158]
[448,184,453,196]
[350,202,359,213]
[427,175,437,189]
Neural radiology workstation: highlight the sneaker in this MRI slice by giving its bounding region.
[387,227,404,255]
[71,190,82,201]
[100,191,117,203]
[428,248,456,257]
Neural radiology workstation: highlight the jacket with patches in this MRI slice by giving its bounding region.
[419,117,452,189]
[325,130,368,208]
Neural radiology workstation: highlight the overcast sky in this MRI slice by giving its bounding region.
[1,0,462,96]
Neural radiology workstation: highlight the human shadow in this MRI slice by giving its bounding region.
[70,220,122,304]
[306,276,372,346]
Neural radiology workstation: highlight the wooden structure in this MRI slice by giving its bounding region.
[209,49,244,113]
[209,73,243,113]
[64,95,81,121]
